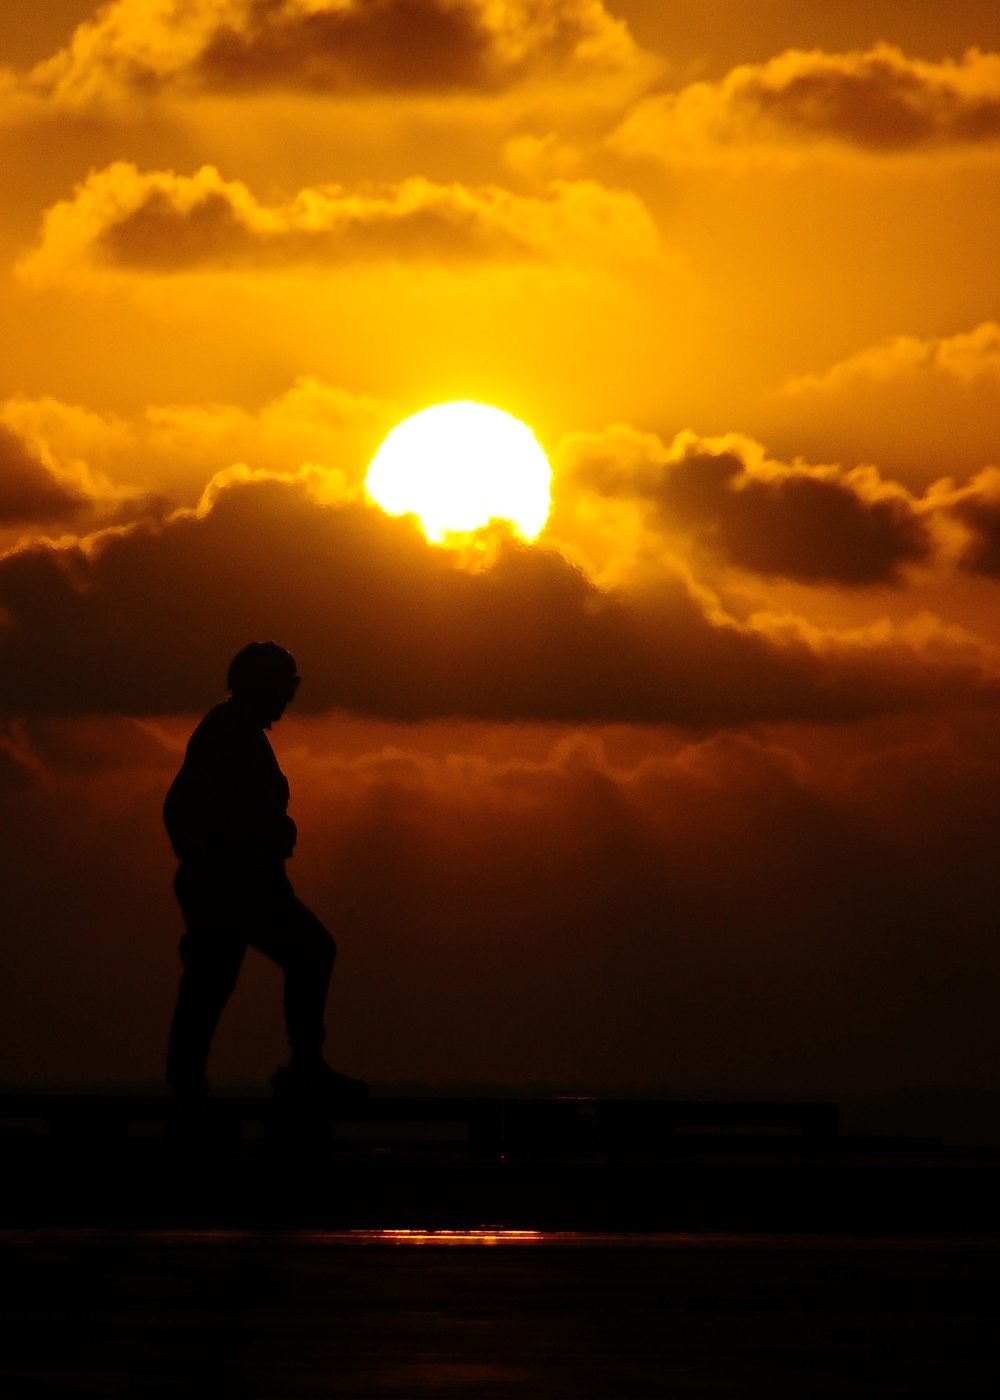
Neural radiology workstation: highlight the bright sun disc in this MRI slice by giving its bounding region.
[365,401,551,543]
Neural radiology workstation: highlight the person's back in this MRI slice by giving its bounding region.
[164,641,365,1102]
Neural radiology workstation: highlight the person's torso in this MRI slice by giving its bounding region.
[163,701,291,861]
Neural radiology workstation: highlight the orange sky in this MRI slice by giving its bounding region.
[2,2,1000,1097]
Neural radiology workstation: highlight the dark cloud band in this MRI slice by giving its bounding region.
[0,472,990,723]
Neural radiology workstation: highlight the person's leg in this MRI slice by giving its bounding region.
[237,868,363,1097]
[166,865,247,1096]
[249,892,336,1064]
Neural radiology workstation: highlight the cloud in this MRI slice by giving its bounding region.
[768,323,1000,487]
[931,468,1000,577]
[0,467,991,726]
[19,161,658,282]
[559,425,931,586]
[786,322,1000,397]
[611,45,1000,164]
[0,416,180,554]
[0,423,90,526]
[1,378,387,505]
[30,0,644,104]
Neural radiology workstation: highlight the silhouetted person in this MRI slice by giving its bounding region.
[164,642,365,1100]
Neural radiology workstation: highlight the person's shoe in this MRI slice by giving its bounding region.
[270,1060,368,1102]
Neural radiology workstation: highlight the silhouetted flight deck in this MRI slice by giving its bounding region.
[1,1091,997,1235]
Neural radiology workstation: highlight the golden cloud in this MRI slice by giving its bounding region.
[930,467,1000,577]
[557,425,932,586]
[18,161,658,282]
[611,44,1000,164]
[771,323,1000,487]
[0,415,171,557]
[0,423,90,527]
[30,0,644,105]
[1,378,389,504]
[785,322,1000,394]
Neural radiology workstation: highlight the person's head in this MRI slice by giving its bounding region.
[227,641,300,726]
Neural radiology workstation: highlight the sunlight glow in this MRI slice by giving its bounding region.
[365,401,551,543]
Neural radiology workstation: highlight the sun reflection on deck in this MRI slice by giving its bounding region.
[354,1229,546,1246]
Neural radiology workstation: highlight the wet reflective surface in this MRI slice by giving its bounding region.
[2,1232,997,1396]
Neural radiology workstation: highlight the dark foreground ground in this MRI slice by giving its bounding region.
[1,1095,998,1395]
[1,1231,997,1397]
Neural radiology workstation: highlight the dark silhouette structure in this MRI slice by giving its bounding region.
[164,642,364,1100]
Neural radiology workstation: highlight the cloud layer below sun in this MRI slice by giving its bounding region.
[1,439,998,729]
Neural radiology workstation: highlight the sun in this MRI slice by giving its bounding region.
[365,401,551,543]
